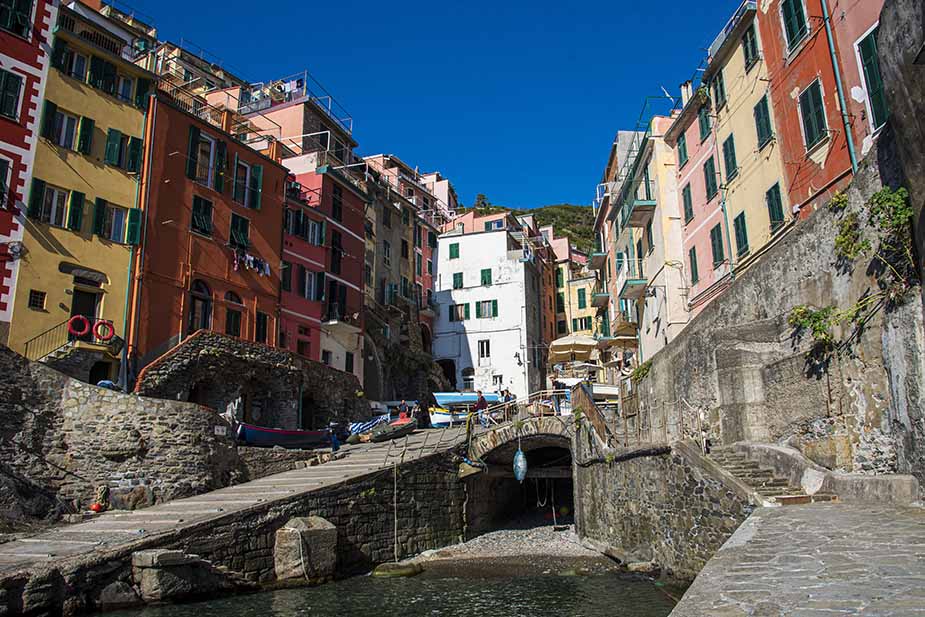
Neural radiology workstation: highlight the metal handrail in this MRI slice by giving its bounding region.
[22,315,117,361]
[481,389,571,426]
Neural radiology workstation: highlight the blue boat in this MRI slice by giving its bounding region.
[429,392,501,428]
[236,423,331,449]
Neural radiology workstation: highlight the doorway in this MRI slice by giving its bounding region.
[70,289,99,342]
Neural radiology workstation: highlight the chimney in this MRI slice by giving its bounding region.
[680,81,693,106]
[77,0,104,11]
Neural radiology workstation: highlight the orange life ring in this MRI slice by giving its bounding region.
[67,315,90,337]
[93,320,115,342]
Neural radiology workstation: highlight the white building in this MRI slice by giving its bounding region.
[433,228,546,399]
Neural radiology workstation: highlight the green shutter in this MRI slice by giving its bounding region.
[734,213,749,256]
[689,247,699,284]
[678,132,688,166]
[464,303,470,320]
[127,136,142,173]
[104,128,122,165]
[40,100,57,140]
[67,191,84,231]
[710,224,725,265]
[755,96,772,147]
[698,105,711,140]
[859,30,888,128]
[475,301,482,318]
[682,185,693,222]
[51,38,68,71]
[93,198,107,235]
[453,272,463,289]
[77,116,94,154]
[186,125,200,179]
[572,319,578,331]
[27,178,45,218]
[481,268,491,285]
[767,183,784,228]
[0,70,23,119]
[315,272,326,301]
[134,78,151,109]
[723,136,738,180]
[801,82,827,148]
[492,299,498,317]
[449,243,459,259]
[88,56,104,90]
[578,288,586,309]
[101,60,117,95]
[231,152,239,198]
[249,164,263,209]
[484,221,491,231]
[126,208,141,245]
[214,141,226,192]
[782,0,807,49]
[704,157,717,199]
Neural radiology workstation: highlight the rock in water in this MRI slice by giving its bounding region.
[371,562,423,578]
[274,516,337,581]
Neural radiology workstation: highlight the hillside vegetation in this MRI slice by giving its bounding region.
[459,198,596,254]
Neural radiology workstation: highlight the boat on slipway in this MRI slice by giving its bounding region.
[235,423,330,449]
[428,392,501,428]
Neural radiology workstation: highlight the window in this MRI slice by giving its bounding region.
[428,231,437,248]
[449,304,469,322]
[1,0,32,38]
[481,268,492,286]
[415,252,422,276]
[557,320,567,334]
[858,27,888,130]
[187,279,212,334]
[281,261,292,292]
[414,224,422,248]
[743,23,760,69]
[698,105,711,141]
[401,276,411,298]
[682,184,694,223]
[782,0,808,51]
[0,69,22,120]
[712,71,727,108]
[330,230,343,275]
[233,159,250,205]
[556,292,565,313]
[253,311,268,344]
[52,108,78,149]
[427,259,433,275]
[383,240,391,265]
[555,267,564,288]
[191,196,212,235]
[689,247,699,285]
[332,185,343,221]
[345,351,354,374]
[462,367,474,391]
[799,80,828,149]
[478,339,491,361]
[102,203,127,242]
[493,375,504,388]
[296,265,319,300]
[572,316,592,331]
[703,156,718,200]
[38,183,67,227]
[766,183,785,232]
[224,292,243,337]
[710,224,725,267]
[722,135,738,181]
[677,132,689,167]
[476,299,498,318]
[321,350,332,366]
[383,207,392,228]
[449,242,459,259]
[453,272,463,289]
[28,289,45,311]
[754,96,773,148]
[734,213,749,257]
[66,51,88,81]
[577,288,587,309]
[193,132,215,187]
[230,213,249,248]
[401,208,410,226]
[117,75,133,102]
[401,239,409,259]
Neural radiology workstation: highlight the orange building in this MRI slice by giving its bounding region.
[127,88,288,371]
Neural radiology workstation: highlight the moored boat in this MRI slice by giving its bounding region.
[428,392,501,428]
[370,416,418,442]
[236,423,331,449]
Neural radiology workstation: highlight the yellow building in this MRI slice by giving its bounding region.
[564,265,595,335]
[8,2,156,383]
[707,5,791,271]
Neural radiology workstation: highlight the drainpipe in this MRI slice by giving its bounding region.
[821,0,859,175]
[119,99,150,392]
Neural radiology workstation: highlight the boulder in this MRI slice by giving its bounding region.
[274,516,337,581]
[96,581,141,610]
[371,562,423,578]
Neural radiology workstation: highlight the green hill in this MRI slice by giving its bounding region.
[459,201,596,254]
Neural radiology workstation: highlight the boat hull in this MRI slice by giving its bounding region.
[236,423,330,449]
[370,418,418,442]
[428,409,471,428]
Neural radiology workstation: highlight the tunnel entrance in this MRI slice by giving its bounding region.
[464,436,574,537]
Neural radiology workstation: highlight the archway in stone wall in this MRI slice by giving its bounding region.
[437,359,456,389]
[420,324,432,355]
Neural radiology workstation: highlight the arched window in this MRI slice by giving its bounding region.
[187,280,212,335]
[224,291,243,337]
[461,367,475,391]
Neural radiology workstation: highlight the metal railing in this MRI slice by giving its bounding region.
[22,315,118,361]
[480,389,571,426]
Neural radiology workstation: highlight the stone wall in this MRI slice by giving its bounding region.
[134,331,368,430]
[237,447,325,481]
[630,136,925,482]
[0,345,241,520]
[573,431,754,582]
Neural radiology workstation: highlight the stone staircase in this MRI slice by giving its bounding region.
[710,447,838,505]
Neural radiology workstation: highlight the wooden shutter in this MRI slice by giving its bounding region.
[315,272,326,301]
[27,178,44,218]
[127,136,142,172]
[492,299,498,317]
[104,128,122,165]
[134,78,151,109]
[186,125,200,179]
[859,32,887,127]
[51,39,68,71]
[101,60,117,94]
[215,141,227,193]
[67,191,84,231]
[449,243,459,259]
[77,117,94,154]
[93,198,107,236]
[249,164,263,209]
[464,303,470,320]
[475,301,482,318]
[88,56,104,89]
[40,100,57,139]
[126,208,141,245]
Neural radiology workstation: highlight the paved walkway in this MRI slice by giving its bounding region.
[670,503,925,616]
[0,426,466,574]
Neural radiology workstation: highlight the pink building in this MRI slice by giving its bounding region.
[664,86,729,318]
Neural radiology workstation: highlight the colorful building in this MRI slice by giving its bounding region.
[0,0,58,346]
[8,0,155,383]
[127,87,288,381]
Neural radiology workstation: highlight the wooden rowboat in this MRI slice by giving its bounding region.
[235,423,331,449]
[370,417,418,443]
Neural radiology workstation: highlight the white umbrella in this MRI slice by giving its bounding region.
[548,334,598,364]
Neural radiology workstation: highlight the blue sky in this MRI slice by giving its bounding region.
[131,0,741,208]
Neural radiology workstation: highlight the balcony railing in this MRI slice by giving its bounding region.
[708,1,758,59]
[323,303,360,330]
[616,258,647,300]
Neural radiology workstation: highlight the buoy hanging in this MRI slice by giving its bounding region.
[93,320,115,342]
[513,449,527,483]
[67,315,90,337]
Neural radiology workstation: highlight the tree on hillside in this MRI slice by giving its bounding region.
[472,193,492,210]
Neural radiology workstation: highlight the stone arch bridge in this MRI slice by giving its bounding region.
[468,415,576,470]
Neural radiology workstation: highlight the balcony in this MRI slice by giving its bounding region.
[616,259,647,299]
[591,290,611,309]
[621,197,657,229]
[322,303,361,334]
[708,1,758,60]
[588,252,607,270]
